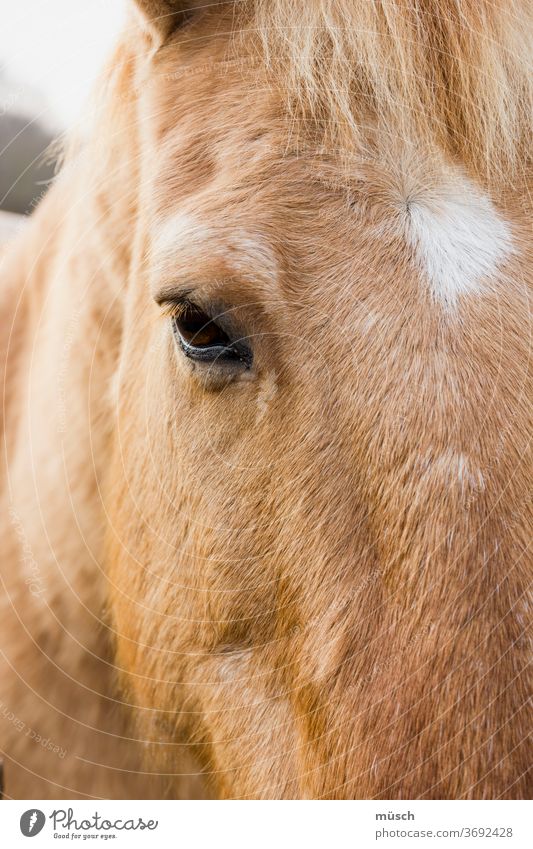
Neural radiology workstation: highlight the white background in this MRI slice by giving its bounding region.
[0,0,126,126]
[1,800,532,848]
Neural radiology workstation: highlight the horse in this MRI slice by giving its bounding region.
[0,0,531,799]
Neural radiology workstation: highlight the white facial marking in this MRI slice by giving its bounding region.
[418,451,485,493]
[152,211,278,283]
[453,453,485,492]
[256,372,278,421]
[152,211,212,258]
[404,177,514,309]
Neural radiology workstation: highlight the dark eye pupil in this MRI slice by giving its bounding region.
[171,302,253,369]
[174,305,229,348]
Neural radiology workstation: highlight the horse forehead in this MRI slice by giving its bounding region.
[150,154,515,312]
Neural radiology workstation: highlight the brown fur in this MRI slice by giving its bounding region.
[1,1,531,798]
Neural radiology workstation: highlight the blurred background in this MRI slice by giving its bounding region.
[0,0,125,215]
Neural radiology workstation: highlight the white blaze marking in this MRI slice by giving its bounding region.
[404,178,514,308]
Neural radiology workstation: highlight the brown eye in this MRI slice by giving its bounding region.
[174,303,229,347]
[172,302,252,369]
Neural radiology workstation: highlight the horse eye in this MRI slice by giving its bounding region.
[171,302,252,369]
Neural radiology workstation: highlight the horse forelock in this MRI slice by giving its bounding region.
[79,1,533,183]
[247,0,532,181]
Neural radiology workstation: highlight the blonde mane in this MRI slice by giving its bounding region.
[248,0,532,180]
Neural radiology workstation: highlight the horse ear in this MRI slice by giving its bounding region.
[132,1,205,41]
